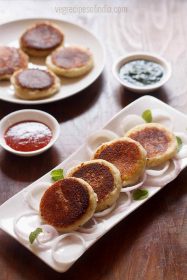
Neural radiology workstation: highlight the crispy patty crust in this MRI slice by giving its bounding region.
[11,68,60,100]
[40,177,97,232]
[126,123,178,167]
[0,46,28,80]
[20,21,64,57]
[67,159,122,212]
[46,46,93,78]
[93,137,147,186]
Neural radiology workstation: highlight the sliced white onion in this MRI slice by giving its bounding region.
[52,233,86,264]
[26,182,51,211]
[78,218,98,234]
[175,145,187,159]
[94,202,116,218]
[175,133,187,159]
[13,211,39,243]
[152,109,173,131]
[121,173,147,192]
[178,157,187,169]
[35,225,59,249]
[145,159,181,187]
[116,192,132,210]
[175,132,187,145]
[120,114,145,135]
[175,132,187,162]
[14,212,58,250]
[78,222,105,241]
[113,192,132,214]
[146,161,170,176]
[64,160,82,175]
[86,129,119,157]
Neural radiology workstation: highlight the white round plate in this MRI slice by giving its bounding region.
[0,18,105,105]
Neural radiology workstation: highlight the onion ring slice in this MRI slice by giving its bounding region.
[26,182,51,211]
[145,159,181,187]
[175,145,187,160]
[121,173,147,192]
[35,225,59,249]
[52,233,86,264]
[65,160,82,175]
[94,203,116,218]
[146,161,170,176]
[86,129,119,157]
[120,114,145,135]
[78,218,98,234]
[113,192,131,214]
[152,109,173,131]
[13,211,39,243]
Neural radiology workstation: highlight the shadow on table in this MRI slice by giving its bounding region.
[0,146,62,183]
[117,85,169,108]
[0,167,186,280]
[0,74,104,123]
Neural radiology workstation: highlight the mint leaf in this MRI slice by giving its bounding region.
[176,136,182,152]
[51,169,64,182]
[29,228,43,244]
[133,189,149,200]
[142,109,152,123]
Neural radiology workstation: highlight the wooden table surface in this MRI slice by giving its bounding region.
[0,1,186,279]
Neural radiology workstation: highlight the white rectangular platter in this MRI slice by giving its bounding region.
[0,96,187,272]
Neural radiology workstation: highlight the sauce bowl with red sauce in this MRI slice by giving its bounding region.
[0,110,60,156]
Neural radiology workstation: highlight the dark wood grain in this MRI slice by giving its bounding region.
[0,1,187,279]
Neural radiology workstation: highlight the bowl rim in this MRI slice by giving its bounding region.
[0,109,60,156]
[112,52,172,92]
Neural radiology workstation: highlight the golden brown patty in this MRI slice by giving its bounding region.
[40,177,97,232]
[0,46,28,80]
[51,47,91,69]
[20,22,64,56]
[46,46,93,77]
[126,123,178,167]
[93,137,147,186]
[67,160,122,212]
[15,68,54,90]
[11,68,60,100]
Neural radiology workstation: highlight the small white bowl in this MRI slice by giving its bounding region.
[0,109,60,157]
[113,52,172,93]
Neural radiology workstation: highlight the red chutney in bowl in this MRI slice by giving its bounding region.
[4,121,52,152]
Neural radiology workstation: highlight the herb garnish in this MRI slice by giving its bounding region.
[29,228,43,244]
[142,109,152,123]
[51,169,64,182]
[133,189,149,200]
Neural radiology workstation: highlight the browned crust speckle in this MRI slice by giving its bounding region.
[126,123,178,167]
[93,137,147,185]
[0,46,28,78]
[20,22,64,51]
[94,140,141,178]
[70,162,114,201]
[51,47,91,69]
[15,69,54,90]
[40,178,90,228]
[128,127,169,157]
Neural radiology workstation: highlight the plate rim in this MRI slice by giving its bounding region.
[0,16,105,105]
